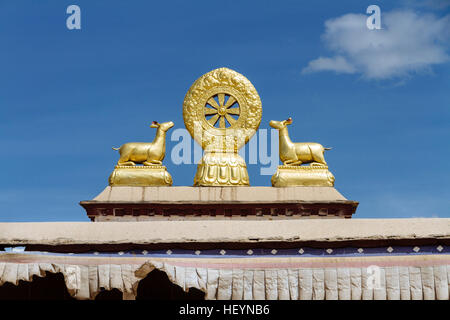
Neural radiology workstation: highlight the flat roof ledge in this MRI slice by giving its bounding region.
[80,186,359,221]
[0,219,448,250]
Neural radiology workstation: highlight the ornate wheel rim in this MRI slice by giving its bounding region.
[183,68,262,152]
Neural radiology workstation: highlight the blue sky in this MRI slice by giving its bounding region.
[0,0,449,221]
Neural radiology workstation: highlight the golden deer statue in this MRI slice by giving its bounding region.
[269,117,331,166]
[112,121,174,166]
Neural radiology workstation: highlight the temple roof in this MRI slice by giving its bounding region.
[1,219,448,249]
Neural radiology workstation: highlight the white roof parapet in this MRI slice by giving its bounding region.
[91,186,349,202]
[0,218,449,246]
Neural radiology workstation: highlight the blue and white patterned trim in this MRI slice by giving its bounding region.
[2,245,448,258]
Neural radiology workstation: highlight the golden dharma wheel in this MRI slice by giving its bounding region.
[182,68,262,152]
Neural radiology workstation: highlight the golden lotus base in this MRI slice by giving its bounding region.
[108,165,172,187]
[194,152,249,186]
[271,165,335,187]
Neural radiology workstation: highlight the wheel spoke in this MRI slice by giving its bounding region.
[219,116,226,128]
[227,107,240,115]
[205,94,239,128]
[207,98,220,109]
[218,93,225,107]
[204,107,218,115]
[224,96,236,108]
[207,114,220,126]
[225,114,236,126]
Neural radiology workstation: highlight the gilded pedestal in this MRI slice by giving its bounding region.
[109,165,172,187]
[271,165,335,187]
[194,152,249,186]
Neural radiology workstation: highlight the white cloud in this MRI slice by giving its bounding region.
[302,56,356,74]
[302,10,450,79]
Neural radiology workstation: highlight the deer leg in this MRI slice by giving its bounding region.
[311,153,327,166]
[117,161,135,166]
[311,162,326,167]
[284,159,302,166]
[310,146,327,166]
[143,160,162,166]
[117,148,135,166]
